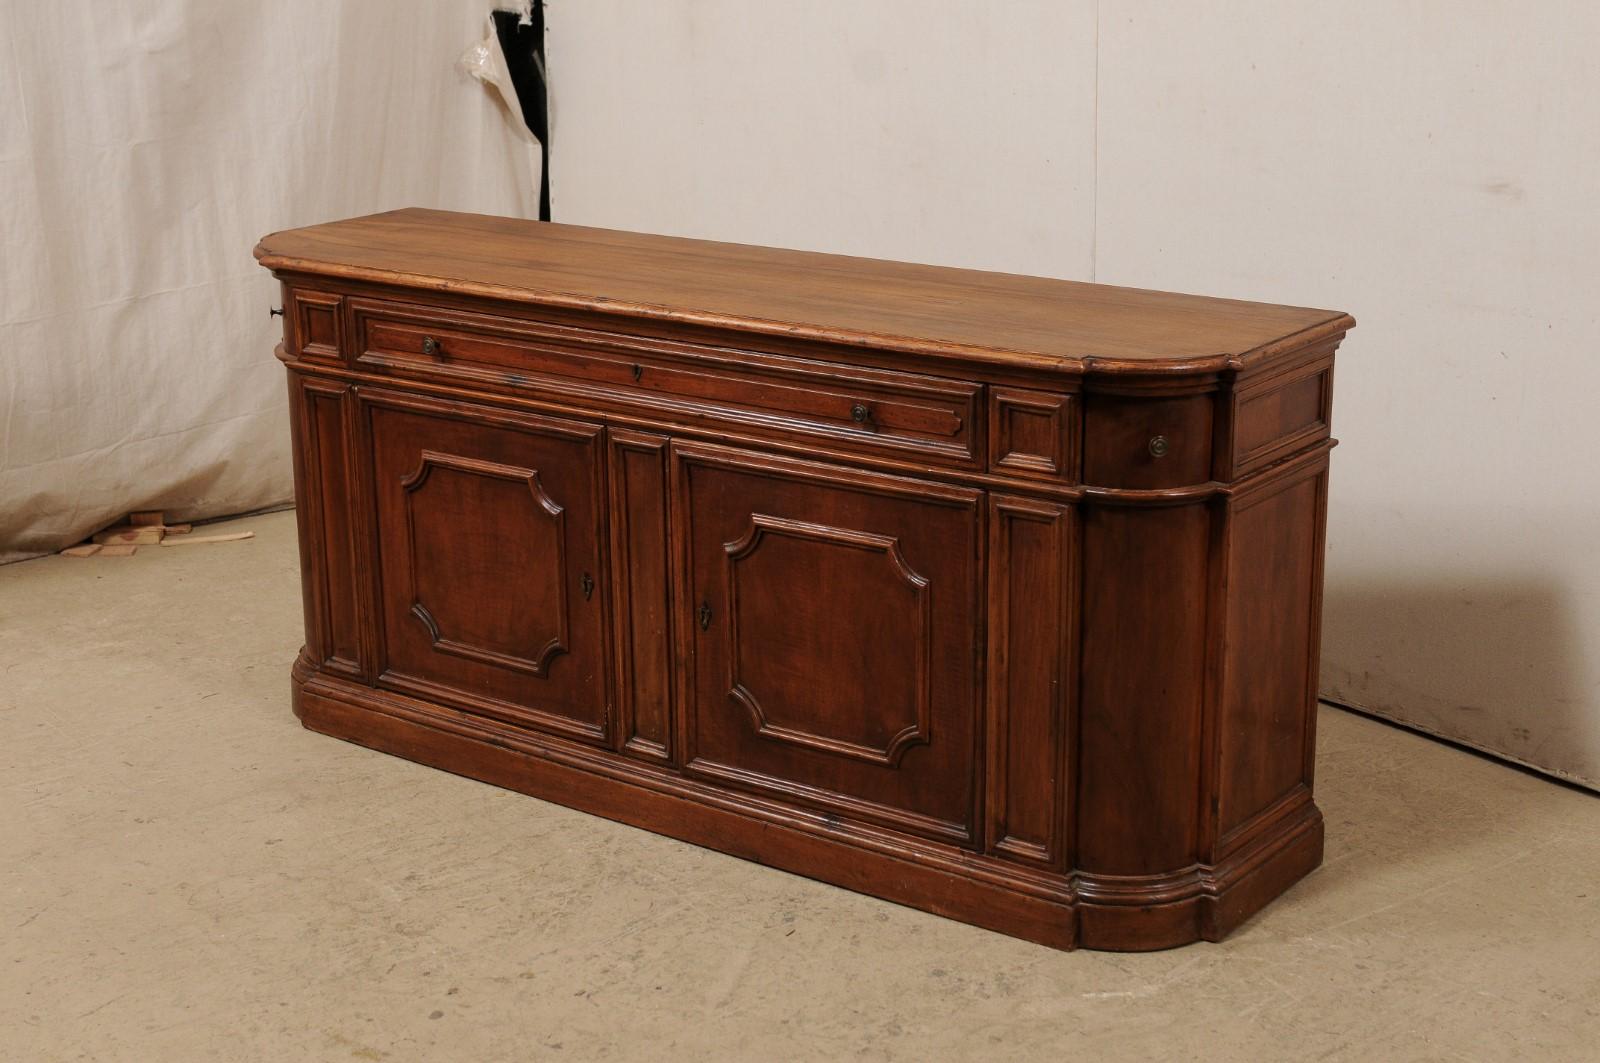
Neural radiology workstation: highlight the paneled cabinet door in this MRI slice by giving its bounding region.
[675,444,983,847]
[363,389,610,743]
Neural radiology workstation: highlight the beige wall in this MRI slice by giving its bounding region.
[548,0,1098,275]
[549,0,1600,788]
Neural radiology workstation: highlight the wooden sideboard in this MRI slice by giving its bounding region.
[256,209,1353,951]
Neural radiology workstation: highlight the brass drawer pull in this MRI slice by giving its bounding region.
[851,403,871,425]
[1148,435,1169,458]
[421,335,442,356]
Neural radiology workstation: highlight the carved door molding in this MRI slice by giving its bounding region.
[401,449,571,677]
[724,513,933,767]
[674,441,983,846]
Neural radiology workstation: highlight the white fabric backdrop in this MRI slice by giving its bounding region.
[0,1,535,562]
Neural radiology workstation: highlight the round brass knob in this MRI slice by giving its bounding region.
[851,403,870,424]
[1149,435,1170,458]
[422,336,441,356]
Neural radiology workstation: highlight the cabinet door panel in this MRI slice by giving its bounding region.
[676,444,982,846]
[363,389,609,743]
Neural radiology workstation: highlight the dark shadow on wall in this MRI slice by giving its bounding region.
[1319,577,1597,793]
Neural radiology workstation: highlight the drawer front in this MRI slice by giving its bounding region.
[350,298,980,467]
[1082,393,1214,489]
[675,444,983,847]
[362,388,611,744]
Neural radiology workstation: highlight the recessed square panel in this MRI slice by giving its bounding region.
[292,289,343,361]
[989,387,1076,482]
[677,444,983,846]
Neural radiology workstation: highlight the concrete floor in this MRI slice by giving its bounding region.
[3,510,1599,1062]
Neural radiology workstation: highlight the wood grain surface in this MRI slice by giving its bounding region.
[256,208,1352,371]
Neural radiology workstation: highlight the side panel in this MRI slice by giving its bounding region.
[1216,462,1328,846]
[608,429,675,763]
[1075,502,1210,876]
[289,373,362,674]
[1226,350,1334,477]
[289,288,345,363]
[986,494,1076,870]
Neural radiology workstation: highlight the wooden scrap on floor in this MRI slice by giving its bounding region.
[74,513,250,556]
[92,525,164,546]
[158,531,254,547]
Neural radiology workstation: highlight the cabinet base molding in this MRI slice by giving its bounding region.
[293,654,1324,952]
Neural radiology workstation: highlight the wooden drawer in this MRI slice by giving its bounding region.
[349,298,981,467]
[1082,392,1214,489]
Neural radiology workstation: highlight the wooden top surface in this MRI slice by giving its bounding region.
[255,208,1352,374]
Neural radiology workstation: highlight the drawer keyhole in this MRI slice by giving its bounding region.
[580,572,595,600]
[1148,435,1170,458]
[697,602,713,631]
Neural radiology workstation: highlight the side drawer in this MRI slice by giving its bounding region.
[1082,392,1214,490]
[350,298,981,468]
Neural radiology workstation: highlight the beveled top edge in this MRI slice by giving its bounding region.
[255,208,1354,377]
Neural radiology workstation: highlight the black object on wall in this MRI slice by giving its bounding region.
[493,3,550,221]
